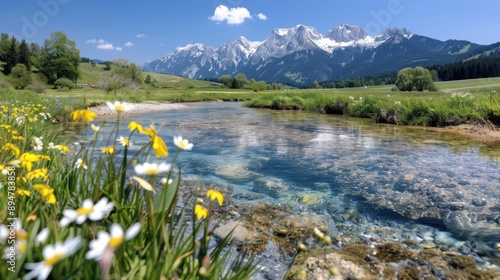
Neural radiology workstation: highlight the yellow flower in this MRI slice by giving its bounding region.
[33,184,56,204]
[20,153,43,171]
[128,121,143,134]
[152,136,168,157]
[206,189,224,206]
[101,146,115,155]
[194,205,208,220]
[57,145,69,154]
[27,168,48,180]
[71,109,96,122]
[17,189,31,196]
[2,143,20,157]
[142,124,168,157]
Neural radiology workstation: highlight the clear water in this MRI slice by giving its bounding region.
[75,102,500,277]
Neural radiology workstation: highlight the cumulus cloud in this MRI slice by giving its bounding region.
[86,38,107,44]
[97,43,122,51]
[136,34,146,38]
[209,5,252,25]
[257,13,268,21]
[124,41,134,47]
[86,39,122,51]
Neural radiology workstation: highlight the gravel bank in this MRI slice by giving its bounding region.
[89,102,189,116]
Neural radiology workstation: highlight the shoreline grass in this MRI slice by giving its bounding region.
[0,101,257,279]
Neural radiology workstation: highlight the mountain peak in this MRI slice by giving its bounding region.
[376,28,413,42]
[324,24,369,42]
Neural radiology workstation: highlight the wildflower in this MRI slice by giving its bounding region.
[75,158,88,170]
[128,121,143,134]
[106,101,133,113]
[101,146,115,154]
[16,116,25,125]
[20,152,50,171]
[206,189,224,206]
[2,143,20,157]
[36,228,49,246]
[59,197,114,227]
[194,205,208,220]
[26,168,48,180]
[71,109,96,122]
[142,124,168,157]
[134,162,171,175]
[86,223,141,261]
[117,136,130,147]
[33,184,56,204]
[22,236,83,280]
[17,189,31,197]
[91,124,100,132]
[160,177,173,185]
[57,145,68,154]
[173,136,193,150]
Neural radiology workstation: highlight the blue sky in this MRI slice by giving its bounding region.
[2,1,499,63]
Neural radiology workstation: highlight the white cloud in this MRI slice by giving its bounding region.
[87,38,122,51]
[209,5,252,25]
[124,41,134,47]
[257,13,268,21]
[136,34,146,38]
[86,38,107,44]
[97,43,114,50]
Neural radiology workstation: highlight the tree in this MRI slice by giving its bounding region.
[4,36,19,75]
[232,73,248,89]
[40,31,80,83]
[29,42,42,70]
[218,75,232,88]
[103,61,112,71]
[90,60,96,68]
[395,67,414,91]
[19,39,31,71]
[10,63,31,89]
[144,74,152,84]
[395,67,436,91]
[313,80,320,89]
[0,33,10,62]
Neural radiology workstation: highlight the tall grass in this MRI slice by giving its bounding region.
[244,89,500,127]
[0,100,257,279]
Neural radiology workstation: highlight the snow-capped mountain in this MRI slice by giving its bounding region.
[143,24,483,86]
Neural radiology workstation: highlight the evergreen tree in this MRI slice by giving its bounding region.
[19,39,31,71]
[4,36,19,75]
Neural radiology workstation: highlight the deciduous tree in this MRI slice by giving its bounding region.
[40,31,80,83]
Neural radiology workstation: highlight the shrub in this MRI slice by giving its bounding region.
[26,82,47,93]
[54,77,75,89]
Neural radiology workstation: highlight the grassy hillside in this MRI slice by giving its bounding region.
[77,62,217,89]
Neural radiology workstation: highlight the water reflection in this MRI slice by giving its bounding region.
[69,102,500,242]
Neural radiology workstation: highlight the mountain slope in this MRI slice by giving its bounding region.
[142,24,486,86]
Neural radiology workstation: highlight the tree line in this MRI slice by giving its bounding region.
[217,74,284,91]
[0,31,80,89]
[428,57,500,81]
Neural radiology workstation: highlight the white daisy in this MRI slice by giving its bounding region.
[59,197,114,227]
[75,159,88,170]
[32,137,43,151]
[173,136,193,150]
[22,236,82,280]
[91,124,101,132]
[106,101,133,113]
[134,162,171,175]
[86,223,141,261]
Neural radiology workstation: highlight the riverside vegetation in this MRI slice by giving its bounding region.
[0,98,257,279]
